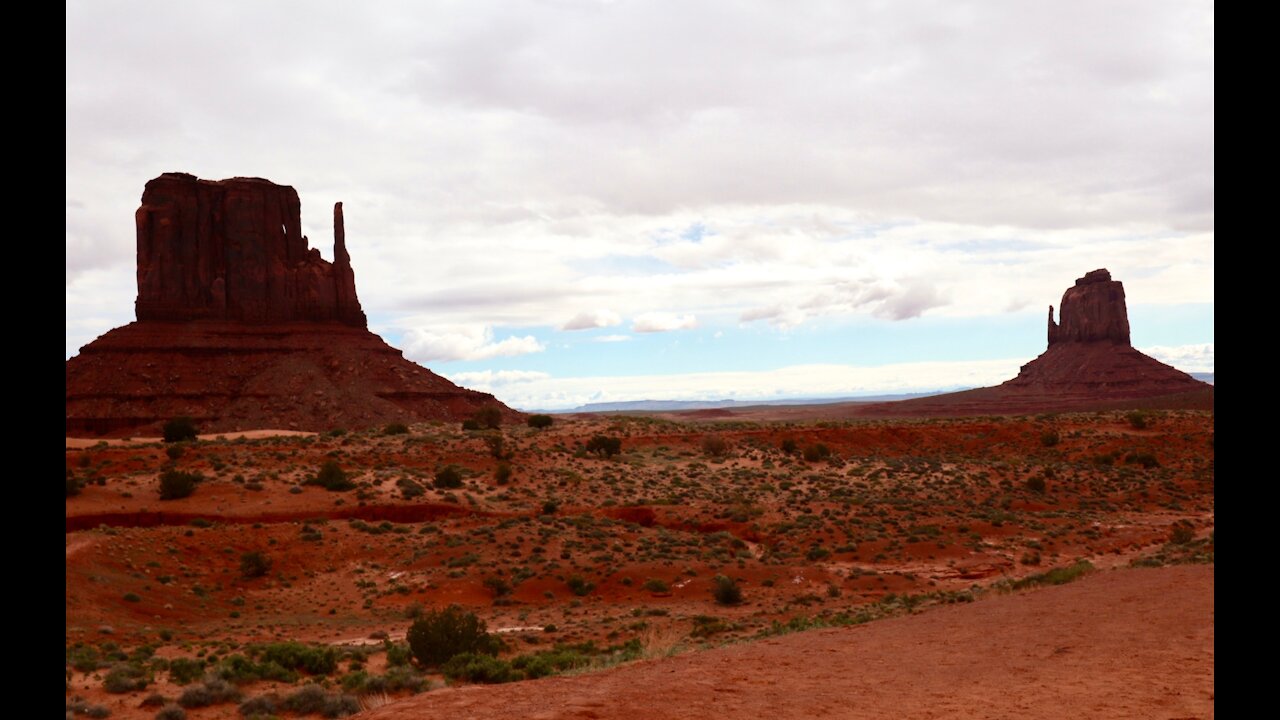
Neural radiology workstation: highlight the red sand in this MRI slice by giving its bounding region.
[360,565,1214,720]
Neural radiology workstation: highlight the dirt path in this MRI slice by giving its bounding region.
[360,565,1214,720]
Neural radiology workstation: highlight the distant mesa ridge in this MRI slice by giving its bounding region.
[66,173,515,436]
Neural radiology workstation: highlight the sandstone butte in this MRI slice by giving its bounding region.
[65,173,516,436]
[858,268,1212,416]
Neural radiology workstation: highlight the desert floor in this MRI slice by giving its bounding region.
[66,410,1213,719]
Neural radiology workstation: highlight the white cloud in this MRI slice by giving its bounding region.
[633,312,699,333]
[400,325,545,363]
[487,358,1027,410]
[65,2,1214,358]
[1139,343,1214,373]
[594,334,631,343]
[446,370,550,392]
[561,309,622,330]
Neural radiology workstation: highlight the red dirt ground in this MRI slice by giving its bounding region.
[360,564,1214,720]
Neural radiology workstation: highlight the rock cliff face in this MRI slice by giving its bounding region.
[858,269,1211,417]
[1046,269,1130,346]
[135,173,366,326]
[67,173,516,436]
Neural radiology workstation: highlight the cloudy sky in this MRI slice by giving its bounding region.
[66,1,1213,410]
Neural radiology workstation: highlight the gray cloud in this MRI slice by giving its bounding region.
[66,1,1213,355]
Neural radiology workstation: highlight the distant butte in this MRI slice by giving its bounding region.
[858,268,1212,416]
[66,173,516,436]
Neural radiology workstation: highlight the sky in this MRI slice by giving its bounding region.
[66,1,1214,410]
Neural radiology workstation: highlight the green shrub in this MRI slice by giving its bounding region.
[701,435,729,458]
[239,551,272,579]
[385,642,412,667]
[406,605,500,668]
[1124,451,1160,469]
[165,444,185,461]
[158,470,201,500]
[167,658,204,685]
[642,578,669,593]
[712,575,743,605]
[1010,561,1094,590]
[802,444,831,462]
[527,414,554,429]
[383,422,410,435]
[494,462,513,485]
[567,575,595,596]
[237,694,279,717]
[103,663,148,693]
[279,685,359,716]
[461,419,482,431]
[253,642,339,675]
[472,406,503,429]
[1169,520,1195,545]
[1127,411,1149,430]
[434,465,464,489]
[308,461,355,491]
[66,473,81,498]
[154,705,186,720]
[163,417,199,443]
[177,678,241,708]
[780,439,798,454]
[441,652,518,683]
[1040,430,1060,447]
[586,435,622,457]
[1025,476,1047,494]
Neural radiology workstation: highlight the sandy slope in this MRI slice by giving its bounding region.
[360,565,1213,720]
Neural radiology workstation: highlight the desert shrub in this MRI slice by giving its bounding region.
[567,575,595,596]
[472,406,504,429]
[406,605,500,668]
[385,642,412,667]
[483,433,509,459]
[1127,411,1149,430]
[165,445,185,461]
[66,473,81,498]
[712,575,743,605]
[484,576,513,599]
[1169,520,1195,545]
[585,435,622,457]
[433,465,464,489]
[237,693,279,717]
[67,645,103,673]
[494,462,513,485]
[279,685,359,717]
[154,706,186,720]
[527,414,554,429]
[701,435,729,458]
[308,461,355,491]
[158,469,201,500]
[642,578,669,593]
[103,664,148,693]
[1124,451,1160,469]
[342,665,426,694]
[1025,476,1047,494]
[397,477,425,499]
[780,439,798,454]
[167,658,204,685]
[253,642,339,675]
[1010,561,1094,590]
[461,419,482,431]
[140,693,169,707]
[239,551,272,579]
[383,422,409,435]
[163,417,198,443]
[541,500,559,515]
[177,678,241,708]
[802,444,831,462]
[1040,430,1060,447]
[212,654,296,685]
[806,546,830,561]
[441,653,518,683]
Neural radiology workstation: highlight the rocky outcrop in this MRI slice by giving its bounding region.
[859,269,1211,417]
[135,173,366,326]
[1047,269,1130,346]
[67,173,517,436]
